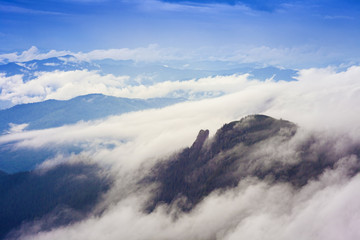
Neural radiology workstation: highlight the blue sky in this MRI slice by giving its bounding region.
[1,0,360,67]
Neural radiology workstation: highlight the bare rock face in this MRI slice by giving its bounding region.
[144,115,360,212]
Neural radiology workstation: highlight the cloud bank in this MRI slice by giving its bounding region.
[1,65,360,239]
[0,70,127,105]
[0,69,255,105]
[11,153,360,240]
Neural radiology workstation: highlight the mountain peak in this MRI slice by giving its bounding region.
[145,114,298,212]
[191,129,209,150]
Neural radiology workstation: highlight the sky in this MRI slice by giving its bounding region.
[1,0,360,67]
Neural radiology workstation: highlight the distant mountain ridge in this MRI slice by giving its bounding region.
[0,55,98,81]
[0,94,184,173]
[0,55,298,83]
[0,94,184,134]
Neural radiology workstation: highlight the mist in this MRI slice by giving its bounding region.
[1,65,359,239]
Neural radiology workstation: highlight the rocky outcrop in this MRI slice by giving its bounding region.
[144,115,360,212]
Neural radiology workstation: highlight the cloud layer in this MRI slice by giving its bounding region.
[1,65,360,239]
[1,45,352,68]
[0,69,255,105]
[0,45,180,64]
[14,157,360,240]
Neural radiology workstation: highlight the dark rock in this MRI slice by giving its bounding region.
[144,115,360,213]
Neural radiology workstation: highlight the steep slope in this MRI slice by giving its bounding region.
[145,115,360,212]
[0,163,111,240]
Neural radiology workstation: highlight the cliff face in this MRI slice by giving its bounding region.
[145,115,360,212]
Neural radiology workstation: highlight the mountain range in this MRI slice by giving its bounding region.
[0,93,184,134]
[0,55,98,82]
[0,94,184,173]
[0,55,298,84]
[1,115,360,239]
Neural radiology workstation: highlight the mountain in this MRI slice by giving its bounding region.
[94,59,298,83]
[144,115,360,212]
[247,66,297,81]
[0,94,184,134]
[0,56,297,84]
[1,114,359,239]
[0,145,81,174]
[0,56,98,81]
[0,94,184,173]
[0,162,111,240]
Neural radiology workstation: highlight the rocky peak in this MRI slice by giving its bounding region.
[191,129,209,150]
[144,114,352,213]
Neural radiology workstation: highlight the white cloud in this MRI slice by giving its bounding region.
[0,44,349,68]
[0,70,255,105]
[0,45,181,64]
[1,66,360,166]
[73,44,182,62]
[43,62,60,66]
[0,70,129,105]
[19,165,360,240]
[217,45,342,68]
[5,123,29,134]
[0,46,71,63]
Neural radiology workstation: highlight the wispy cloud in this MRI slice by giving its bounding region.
[0,45,181,64]
[323,15,355,20]
[74,44,182,62]
[130,0,255,15]
[61,0,109,2]
[0,4,64,15]
[152,0,287,13]
[221,45,341,68]
[0,46,71,63]
[0,45,354,68]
